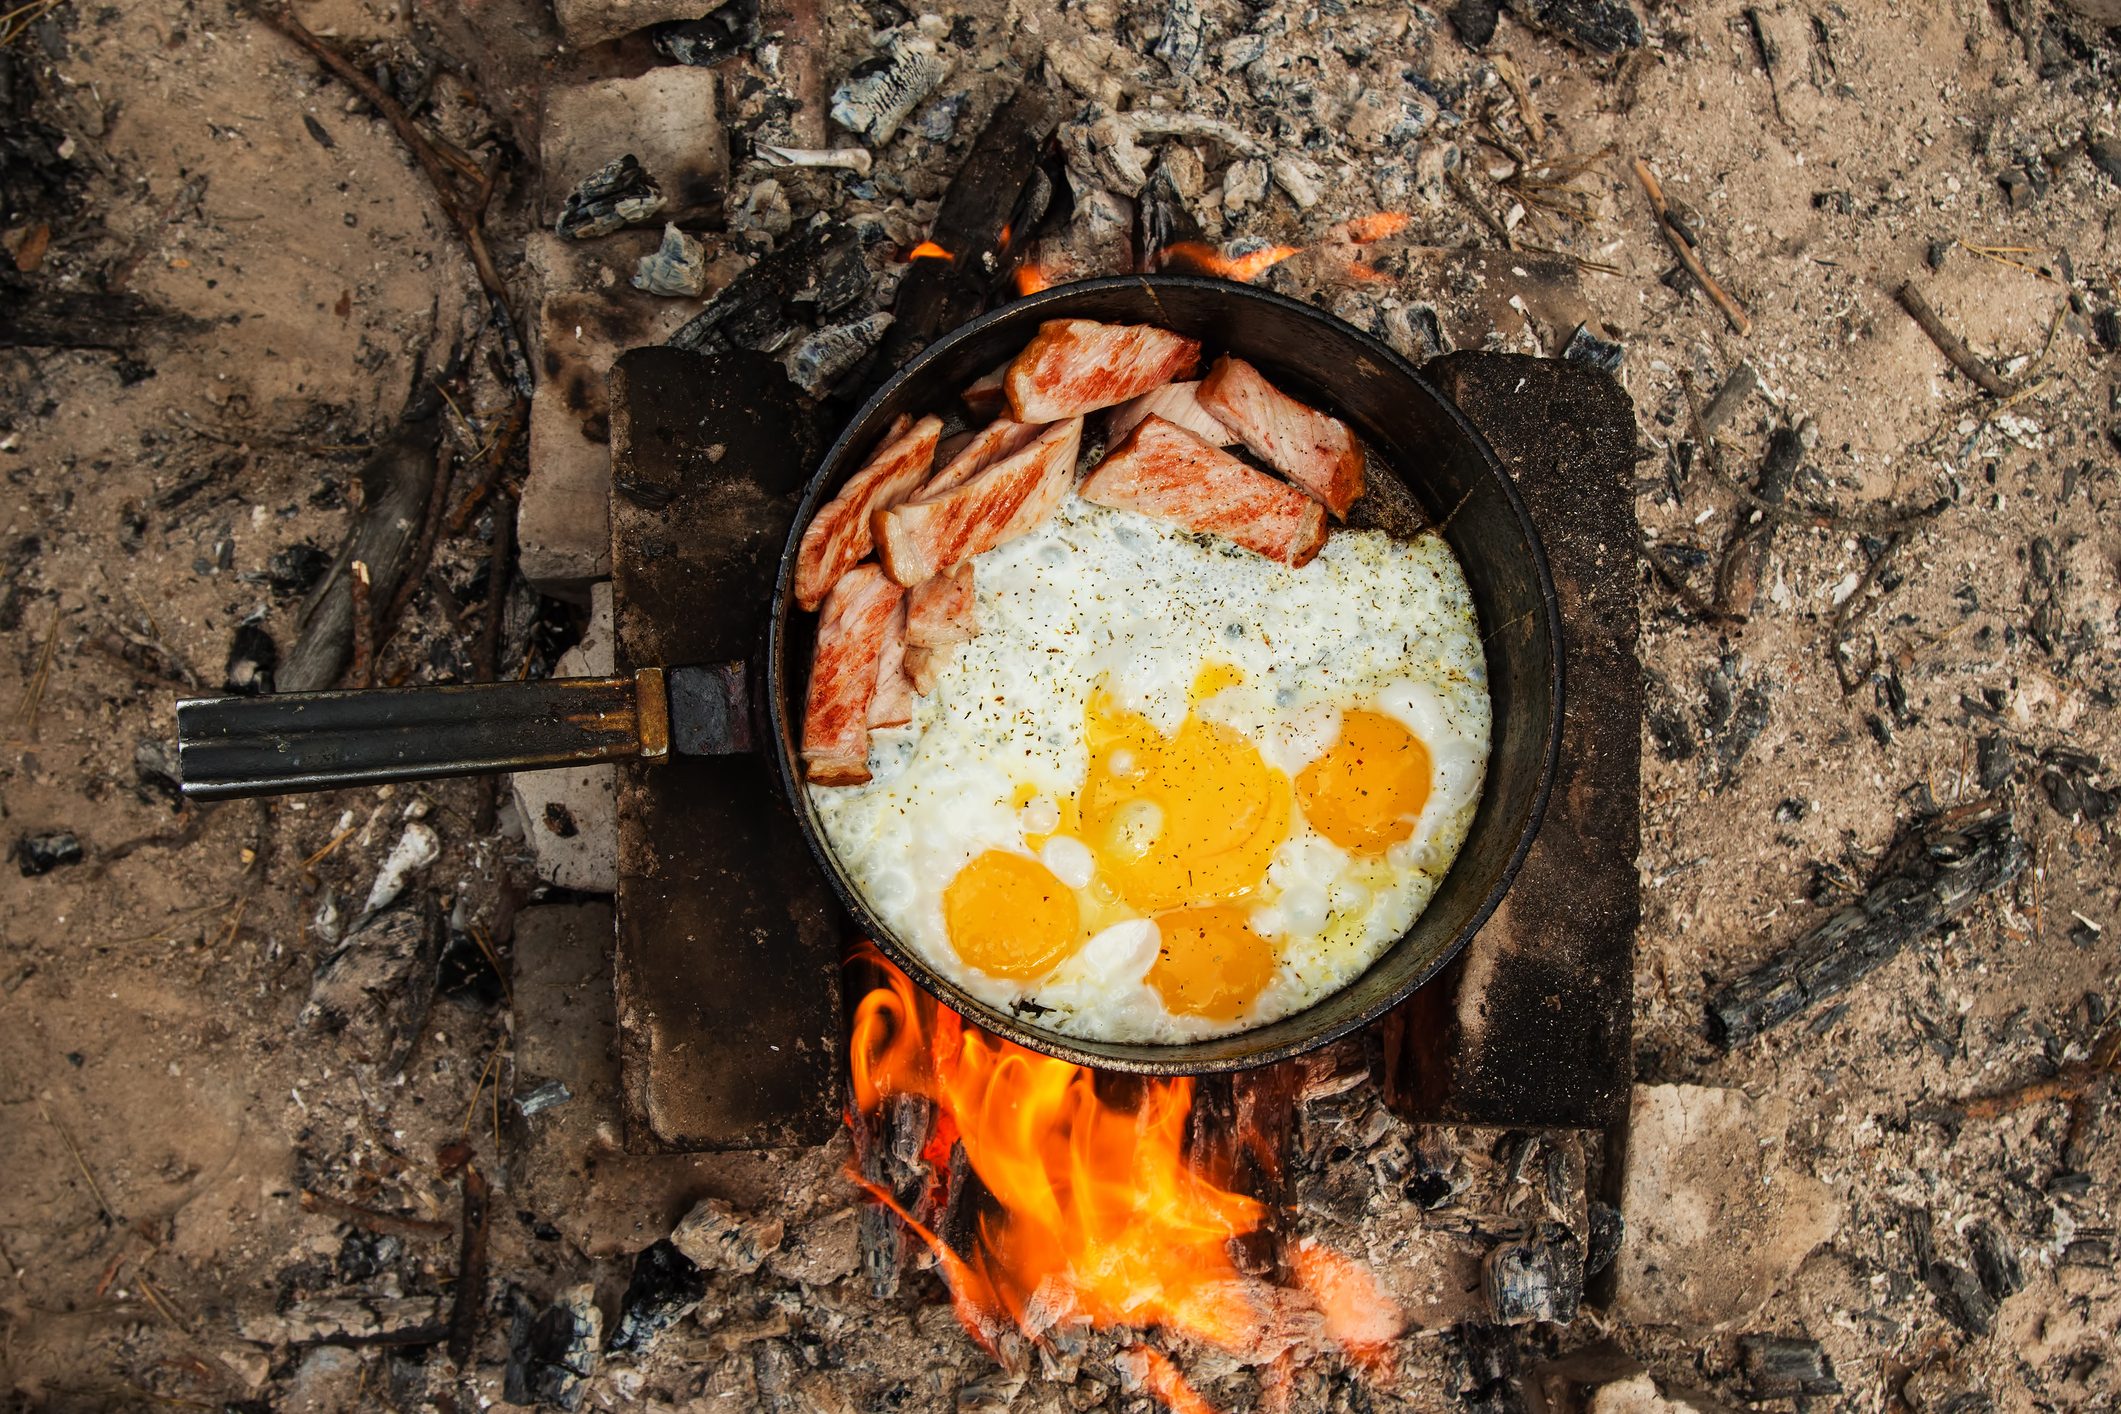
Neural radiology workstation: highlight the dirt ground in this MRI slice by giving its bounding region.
[1,0,2118,1409]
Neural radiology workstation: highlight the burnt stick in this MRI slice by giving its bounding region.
[1895,281,2012,398]
[1708,804,2027,1047]
[1715,418,1813,618]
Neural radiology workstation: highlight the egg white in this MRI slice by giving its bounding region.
[812,495,1491,1043]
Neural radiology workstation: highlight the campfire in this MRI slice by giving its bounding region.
[846,948,1403,1409]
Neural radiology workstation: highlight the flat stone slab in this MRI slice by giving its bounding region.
[540,68,723,225]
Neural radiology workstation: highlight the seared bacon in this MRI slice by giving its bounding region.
[1106,380,1238,446]
[904,645,951,695]
[1197,355,1365,519]
[906,561,978,647]
[961,363,1008,417]
[794,415,942,611]
[1078,415,1328,567]
[874,418,1084,586]
[802,565,905,784]
[921,418,1045,498]
[868,602,914,728]
[1005,320,1201,421]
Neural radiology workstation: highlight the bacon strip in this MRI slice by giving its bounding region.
[874,418,1084,586]
[904,645,951,695]
[906,561,978,648]
[802,565,905,784]
[921,418,1045,499]
[794,415,942,611]
[961,363,1009,417]
[1078,415,1328,568]
[868,602,914,729]
[1196,355,1365,519]
[1005,320,1202,421]
[1106,381,1239,447]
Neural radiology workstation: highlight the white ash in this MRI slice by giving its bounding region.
[830,30,951,145]
[784,311,894,394]
[633,222,710,297]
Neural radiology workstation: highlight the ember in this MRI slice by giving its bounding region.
[848,949,1404,1405]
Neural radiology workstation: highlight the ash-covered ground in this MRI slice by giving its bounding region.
[2,0,2119,1410]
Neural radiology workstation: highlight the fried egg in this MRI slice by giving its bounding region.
[810,495,1490,1043]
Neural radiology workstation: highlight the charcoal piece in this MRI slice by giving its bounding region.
[1137,159,1204,273]
[647,0,758,66]
[1451,0,1501,45]
[1999,164,2046,210]
[1699,653,1770,788]
[667,221,857,356]
[1561,323,1624,374]
[1503,0,1643,52]
[2039,747,2115,823]
[504,1285,601,1410]
[1717,419,1814,619]
[223,621,277,695]
[2093,308,2121,352]
[133,738,182,808]
[633,223,709,298]
[1708,806,2028,1046]
[1585,1200,1623,1276]
[555,155,665,240]
[2092,136,2121,186]
[436,922,506,1007]
[1481,1222,1584,1325]
[1151,0,1205,74]
[1928,1259,1997,1336]
[829,34,948,144]
[14,831,82,876]
[301,901,443,1082]
[605,1240,707,1355]
[1738,1335,1841,1398]
[336,1229,404,1284]
[1699,360,1760,435]
[1449,1322,1526,1408]
[672,1196,784,1275]
[1968,1221,2023,1302]
[784,311,893,396]
[1975,734,2013,793]
[0,278,207,351]
[267,542,331,599]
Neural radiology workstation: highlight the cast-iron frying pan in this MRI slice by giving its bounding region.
[176,276,1563,1075]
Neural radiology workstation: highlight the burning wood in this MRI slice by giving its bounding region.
[847,949,1403,1403]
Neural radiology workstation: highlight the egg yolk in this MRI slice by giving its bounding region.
[1295,709,1433,854]
[943,850,1081,980]
[1146,905,1279,1020]
[1079,688,1292,913]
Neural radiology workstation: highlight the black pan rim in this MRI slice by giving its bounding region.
[765,273,1565,1076]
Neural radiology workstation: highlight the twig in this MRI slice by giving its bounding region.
[1829,531,1909,693]
[1955,1049,2116,1121]
[299,1189,453,1238]
[41,1104,116,1223]
[471,496,515,835]
[376,443,456,666]
[1490,54,1547,146]
[1642,538,1743,625]
[1447,169,1517,250]
[12,601,61,741]
[251,5,529,393]
[444,1163,491,1368]
[1893,281,2011,397]
[444,397,526,534]
[347,560,375,690]
[300,823,359,876]
[1634,159,1752,336]
[1716,419,1814,618]
[459,1041,505,1135]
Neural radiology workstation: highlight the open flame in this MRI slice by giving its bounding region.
[907,240,954,262]
[848,948,1402,1410]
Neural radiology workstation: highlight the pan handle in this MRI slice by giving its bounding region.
[176,669,676,800]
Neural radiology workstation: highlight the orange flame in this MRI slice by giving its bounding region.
[1334,212,1412,244]
[1159,241,1303,282]
[1014,262,1054,296]
[907,240,954,262]
[1123,1346,1218,1414]
[847,948,1403,1409]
